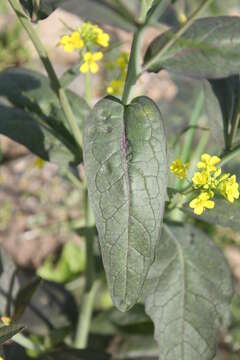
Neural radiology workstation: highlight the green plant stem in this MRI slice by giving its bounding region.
[85,73,92,106]
[74,279,101,349]
[226,97,240,150]
[220,144,240,167]
[188,130,209,180]
[122,26,145,104]
[8,0,83,149]
[143,0,214,72]
[180,92,204,164]
[74,186,98,348]
[139,0,149,23]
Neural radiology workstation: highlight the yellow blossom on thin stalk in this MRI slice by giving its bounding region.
[169,159,189,179]
[197,153,220,172]
[59,32,84,53]
[189,192,215,215]
[171,153,240,215]
[79,22,110,48]
[80,52,103,74]
[219,175,239,203]
[96,28,110,48]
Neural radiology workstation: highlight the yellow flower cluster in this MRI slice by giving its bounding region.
[59,22,110,74]
[170,153,239,215]
[107,52,129,96]
[169,159,189,179]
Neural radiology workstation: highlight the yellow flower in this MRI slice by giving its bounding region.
[189,192,215,215]
[107,79,124,96]
[170,159,189,179]
[96,28,110,47]
[59,32,84,53]
[219,175,239,203]
[1,316,11,326]
[0,356,4,360]
[197,153,220,172]
[192,171,208,187]
[80,52,103,74]
[79,22,110,48]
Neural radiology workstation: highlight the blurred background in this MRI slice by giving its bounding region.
[1,0,240,359]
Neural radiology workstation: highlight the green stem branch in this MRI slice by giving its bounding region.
[122,26,145,104]
[143,0,214,72]
[85,73,92,106]
[8,0,83,149]
[220,144,240,167]
[74,279,101,349]
[74,188,98,348]
[226,96,240,150]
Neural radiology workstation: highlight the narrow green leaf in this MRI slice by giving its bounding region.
[204,76,240,148]
[146,0,171,24]
[144,16,240,78]
[83,96,167,311]
[143,224,232,360]
[0,324,24,345]
[183,197,240,230]
[12,277,41,323]
[0,105,81,167]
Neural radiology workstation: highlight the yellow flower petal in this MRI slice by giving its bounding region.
[90,62,99,73]
[92,52,103,61]
[84,52,92,61]
[80,62,89,73]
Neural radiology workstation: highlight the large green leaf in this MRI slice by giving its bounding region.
[183,197,240,230]
[83,96,167,311]
[0,325,24,345]
[61,0,137,32]
[144,17,240,78]
[0,105,81,166]
[143,224,232,360]
[0,67,89,131]
[204,76,240,148]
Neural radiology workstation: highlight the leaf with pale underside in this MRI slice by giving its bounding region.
[83,96,167,311]
[143,224,232,360]
[144,17,240,79]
